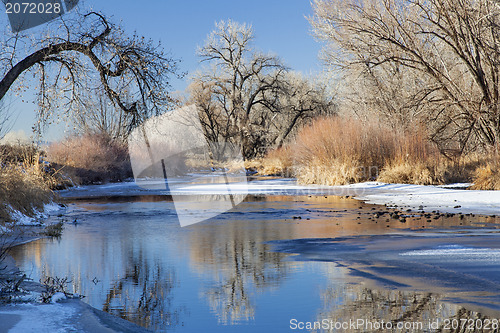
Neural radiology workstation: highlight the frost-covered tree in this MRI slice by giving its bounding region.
[310,0,500,156]
[192,20,335,158]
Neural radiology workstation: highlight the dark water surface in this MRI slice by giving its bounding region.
[8,181,500,332]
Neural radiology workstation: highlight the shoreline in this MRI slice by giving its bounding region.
[0,210,152,332]
[56,177,500,216]
[2,179,498,332]
[0,248,152,332]
[341,182,500,215]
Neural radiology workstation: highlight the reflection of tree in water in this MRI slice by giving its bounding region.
[318,281,500,333]
[101,250,183,331]
[188,218,295,324]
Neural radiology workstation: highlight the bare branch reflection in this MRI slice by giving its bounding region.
[102,253,182,331]
[317,278,500,332]
[188,206,296,324]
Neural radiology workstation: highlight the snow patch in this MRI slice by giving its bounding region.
[0,303,77,332]
[7,202,64,226]
[342,182,500,215]
[50,292,67,304]
[10,291,41,303]
[400,245,500,261]
[8,210,43,226]
[43,203,64,215]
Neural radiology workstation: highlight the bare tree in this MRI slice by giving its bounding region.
[0,100,14,140]
[71,89,133,141]
[193,20,335,159]
[0,9,180,135]
[273,71,336,148]
[195,20,286,159]
[310,0,500,157]
[187,79,231,150]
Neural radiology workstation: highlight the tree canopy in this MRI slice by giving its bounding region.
[310,0,500,156]
[191,20,335,158]
[0,9,180,135]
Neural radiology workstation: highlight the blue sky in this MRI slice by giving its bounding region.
[2,0,323,141]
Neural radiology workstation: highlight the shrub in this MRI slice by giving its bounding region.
[40,276,70,303]
[290,117,403,184]
[41,221,64,238]
[266,116,482,186]
[471,148,500,190]
[47,133,132,184]
[0,144,53,222]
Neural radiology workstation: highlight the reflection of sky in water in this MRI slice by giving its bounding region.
[9,183,500,332]
[10,198,347,332]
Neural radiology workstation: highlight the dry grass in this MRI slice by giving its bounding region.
[379,154,484,185]
[260,116,493,186]
[294,160,370,185]
[246,146,295,176]
[47,133,132,184]
[0,144,53,222]
[470,148,500,190]
[289,117,406,185]
[378,162,440,185]
[376,128,464,185]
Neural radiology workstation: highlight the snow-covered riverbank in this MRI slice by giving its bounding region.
[0,298,152,333]
[0,201,152,333]
[3,178,498,333]
[60,178,500,215]
[341,182,500,215]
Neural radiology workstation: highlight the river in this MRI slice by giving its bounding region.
[8,178,500,332]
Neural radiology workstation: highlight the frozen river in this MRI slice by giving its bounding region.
[8,178,500,332]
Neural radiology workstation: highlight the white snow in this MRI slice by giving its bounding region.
[130,177,500,215]
[436,183,472,189]
[130,178,500,214]
[43,203,64,215]
[168,178,332,195]
[6,202,64,227]
[166,179,500,215]
[341,182,500,215]
[8,209,44,226]
[400,246,500,259]
[9,291,41,303]
[50,292,67,304]
[0,303,78,332]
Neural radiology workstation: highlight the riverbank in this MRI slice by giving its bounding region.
[0,243,152,332]
[0,298,152,332]
[96,177,500,216]
[0,204,152,333]
[340,181,500,215]
[3,178,499,332]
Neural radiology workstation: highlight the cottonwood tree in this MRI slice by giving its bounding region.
[310,0,500,157]
[274,71,336,147]
[193,20,335,159]
[0,100,13,140]
[0,9,180,135]
[71,89,133,141]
